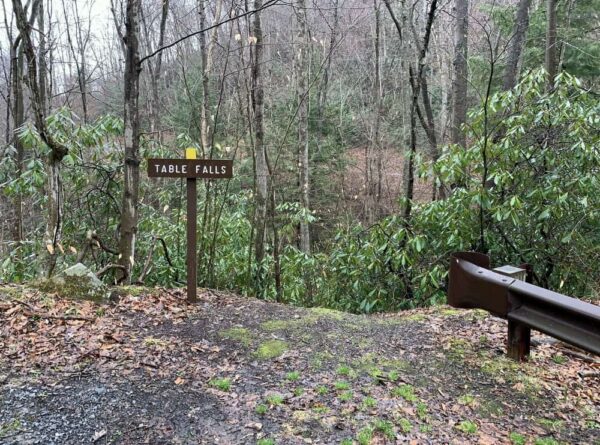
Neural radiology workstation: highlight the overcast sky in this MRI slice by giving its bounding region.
[0,0,113,43]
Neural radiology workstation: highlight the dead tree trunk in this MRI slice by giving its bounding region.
[117,0,141,283]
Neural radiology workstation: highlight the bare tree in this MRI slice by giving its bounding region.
[365,0,383,224]
[251,0,268,291]
[12,0,68,277]
[117,0,141,282]
[316,0,339,126]
[3,0,25,243]
[294,0,310,253]
[61,0,93,122]
[198,0,222,154]
[451,0,468,147]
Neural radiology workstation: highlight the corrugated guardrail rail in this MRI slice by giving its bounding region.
[447,251,600,361]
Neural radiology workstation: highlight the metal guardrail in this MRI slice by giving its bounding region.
[448,251,600,361]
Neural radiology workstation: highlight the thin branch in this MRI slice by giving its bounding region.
[138,0,281,66]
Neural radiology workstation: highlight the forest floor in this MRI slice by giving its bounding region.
[0,285,598,445]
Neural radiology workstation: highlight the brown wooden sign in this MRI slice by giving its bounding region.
[148,159,233,178]
[147,152,233,303]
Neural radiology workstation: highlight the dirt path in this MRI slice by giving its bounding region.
[0,286,598,444]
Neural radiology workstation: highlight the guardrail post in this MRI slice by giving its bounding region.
[507,320,531,361]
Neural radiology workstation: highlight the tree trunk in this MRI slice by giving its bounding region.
[198,0,222,155]
[403,0,438,219]
[252,0,268,291]
[10,40,25,243]
[13,0,67,277]
[295,0,310,254]
[366,0,383,224]
[316,0,339,127]
[451,0,468,147]
[117,0,141,283]
[502,0,531,91]
[37,1,47,115]
[545,0,558,89]
[150,0,169,136]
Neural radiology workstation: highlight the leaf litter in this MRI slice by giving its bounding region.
[0,284,598,444]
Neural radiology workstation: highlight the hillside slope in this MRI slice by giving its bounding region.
[0,285,598,444]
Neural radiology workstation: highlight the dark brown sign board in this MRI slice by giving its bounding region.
[147,156,233,303]
[148,159,233,178]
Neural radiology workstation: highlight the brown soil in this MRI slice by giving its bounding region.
[341,148,434,220]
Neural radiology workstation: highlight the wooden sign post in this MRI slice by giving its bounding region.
[147,150,233,302]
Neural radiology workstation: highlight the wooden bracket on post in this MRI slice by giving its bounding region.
[507,320,531,361]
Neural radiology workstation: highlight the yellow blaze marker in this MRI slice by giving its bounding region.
[185,147,197,159]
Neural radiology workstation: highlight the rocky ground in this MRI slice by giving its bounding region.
[0,285,598,444]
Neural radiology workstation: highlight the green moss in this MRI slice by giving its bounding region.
[361,396,377,409]
[316,385,328,395]
[403,313,427,322]
[261,319,293,331]
[458,393,476,406]
[373,419,395,439]
[334,380,351,391]
[255,340,288,360]
[118,285,147,296]
[439,308,462,316]
[379,357,410,370]
[209,378,231,392]
[286,371,300,382]
[447,338,469,359]
[509,432,526,445]
[357,338,375,348]
[291,410,313,422]
[480,355,519,376]
[391,384,417,402]
[356,426,374,445]
[339,390,353,402]
[398,417,412,433]
[311,351,334,369]
[0,419,21,438]
[538,418,564,431]
[266,393,284,406]
[0,285,26,301]
[419,424,432,433]
[416,402,428,419]
[220,327,253,346]
[456,420,478,434]
[309,307,346,320]
[337,364,352,376]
